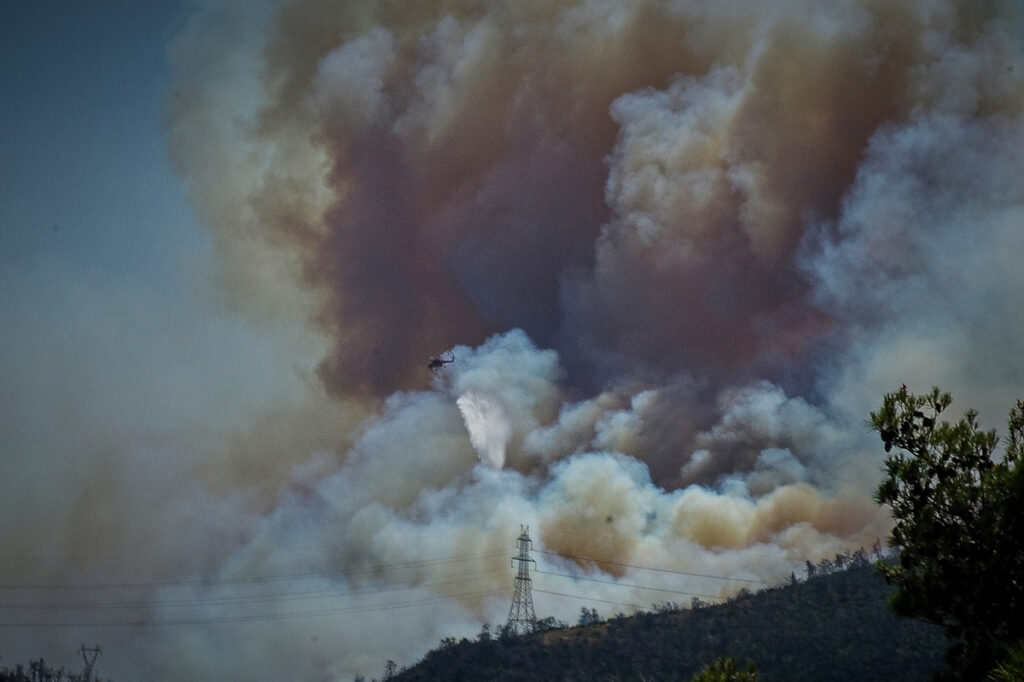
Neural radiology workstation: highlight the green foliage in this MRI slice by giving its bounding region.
[987,640,1024,682]
[690,657,758,681]
[987,638,1024,675]
[872,386,1024,680]
[533,616,568,632]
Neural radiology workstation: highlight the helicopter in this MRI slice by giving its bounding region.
[427,351,455,371]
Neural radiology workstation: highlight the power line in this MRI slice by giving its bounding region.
[536,550,767,585]
[535,569,721,601]
[97,656,139,682]
[0,570,502,611]
[0,588,507,629]
[96,657,137,682]
[3,549,768,594]
[1,568,728,628]
[532,588,644,611]
[0,551,506,591]
[0,546,771,630]
[0,551,512,628]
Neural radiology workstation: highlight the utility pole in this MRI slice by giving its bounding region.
[506,525,537,636]
[79,644,101,682]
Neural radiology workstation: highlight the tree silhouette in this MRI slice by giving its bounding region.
[872,386,1024,680]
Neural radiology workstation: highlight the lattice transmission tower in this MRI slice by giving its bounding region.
[506,525,537,635]
[79,644,102,682]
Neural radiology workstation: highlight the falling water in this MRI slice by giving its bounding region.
[456,391,511,468]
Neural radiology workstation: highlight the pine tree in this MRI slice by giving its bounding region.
[872,386,1024,680]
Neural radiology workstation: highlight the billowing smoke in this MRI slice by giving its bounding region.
[5,0,1023,680]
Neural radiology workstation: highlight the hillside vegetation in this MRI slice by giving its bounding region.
[390,563,946,682]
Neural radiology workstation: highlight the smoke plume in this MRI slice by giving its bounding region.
[4,0,1023,680]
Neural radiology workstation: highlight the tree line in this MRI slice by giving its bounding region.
[0,658,108,682]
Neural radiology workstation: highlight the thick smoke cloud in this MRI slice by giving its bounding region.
[5,1,1023,680]
[163,0,1024,675]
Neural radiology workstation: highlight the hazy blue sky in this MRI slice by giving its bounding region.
[2,0,274,449]
[1,1,200,279]
[1,6,314,674]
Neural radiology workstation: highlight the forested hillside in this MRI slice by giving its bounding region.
[388,563,946,682]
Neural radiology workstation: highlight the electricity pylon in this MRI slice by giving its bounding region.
[506,525,537,635]
[79,644,101,682]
